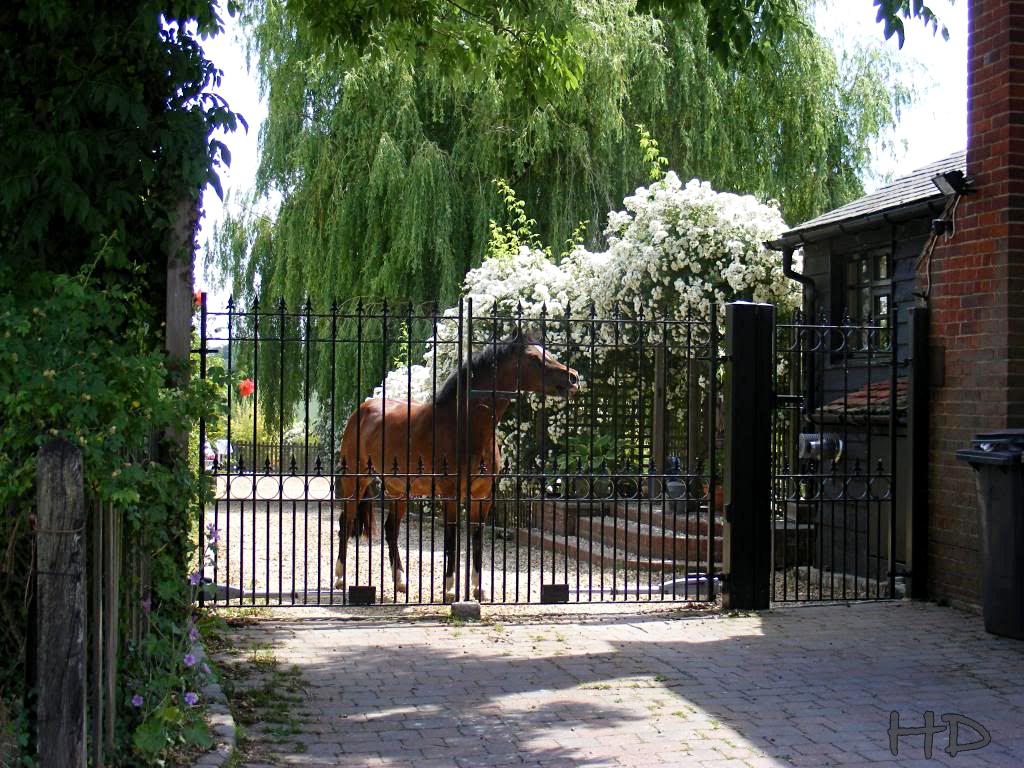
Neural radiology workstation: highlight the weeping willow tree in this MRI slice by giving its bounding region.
[208,0,909,432]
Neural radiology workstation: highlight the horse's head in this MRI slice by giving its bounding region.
[508,336,580,398]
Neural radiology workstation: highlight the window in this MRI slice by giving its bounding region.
[844,249,892,349]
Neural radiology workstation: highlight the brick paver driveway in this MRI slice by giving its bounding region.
[220,602,1024,767]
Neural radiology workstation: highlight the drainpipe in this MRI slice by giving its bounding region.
[773,243,816,432]
[781,246,815,318]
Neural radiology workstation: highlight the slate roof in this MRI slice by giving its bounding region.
[779,149,967,241]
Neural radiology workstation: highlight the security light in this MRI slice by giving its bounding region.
[931,169,972,196]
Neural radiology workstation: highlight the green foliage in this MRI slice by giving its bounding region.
[1,0,241,762]
[0,0,240,305]
[872,0,954,48]
[216,0,910,296]
[278,0,810,104]
[485,180,549,262]
[636,125,669,182]
[0,269,223,762]
[210,0,910,418]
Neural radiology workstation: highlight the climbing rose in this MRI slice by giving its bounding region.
[238,378,255,398]
[193,290,204,307]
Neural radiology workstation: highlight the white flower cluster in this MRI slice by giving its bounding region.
[369,364,434,403]
[580,172,798,339]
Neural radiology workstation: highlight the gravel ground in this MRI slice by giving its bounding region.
[772,565,893,602]
[202,500,714,607]
[206,475,882,608]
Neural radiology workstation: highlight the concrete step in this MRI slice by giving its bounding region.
[529,499,721,538]
[517,527,722,571]
[532,499,724,561]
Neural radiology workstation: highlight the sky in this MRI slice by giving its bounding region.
[194,1,969,306]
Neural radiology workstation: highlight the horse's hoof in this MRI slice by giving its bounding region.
[473,588,483,601]
[333,579,345,590]
[395,580,407,594]
[443,590,456,603]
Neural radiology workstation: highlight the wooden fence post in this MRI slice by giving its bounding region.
[36,439,86,767]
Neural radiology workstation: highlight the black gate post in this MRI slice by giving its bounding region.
[722,302,775,610]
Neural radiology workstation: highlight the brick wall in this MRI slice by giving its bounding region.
[926,0,1024,607]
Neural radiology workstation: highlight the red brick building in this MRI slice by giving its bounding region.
[926,0,1024,607]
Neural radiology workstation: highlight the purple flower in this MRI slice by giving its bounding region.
[201,662,211,676]
[184,692,199,707]
[140,596,151,614]
[188,570,201,586]
[183,653,196,668]
[131,694,144,708]
[205,523,221,544]
[189,625,199,642]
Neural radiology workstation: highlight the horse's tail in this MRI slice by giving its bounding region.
[349,493,374,539]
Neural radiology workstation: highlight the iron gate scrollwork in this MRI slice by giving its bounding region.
[197,296,724,606]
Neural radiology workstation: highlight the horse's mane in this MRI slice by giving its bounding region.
[433,333,534,405]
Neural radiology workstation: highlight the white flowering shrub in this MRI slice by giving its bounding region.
[581,172,798,334]
[368,173,799,487]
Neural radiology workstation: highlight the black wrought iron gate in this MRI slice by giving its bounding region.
[197,297,907,608]
[719,302,904,607]
[770,309,903,602]
[197,297,723,606]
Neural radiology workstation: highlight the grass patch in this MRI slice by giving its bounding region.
[215,632,309,764]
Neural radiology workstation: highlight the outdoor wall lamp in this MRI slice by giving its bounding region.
[931,169,973,196]
[799,432,844,464]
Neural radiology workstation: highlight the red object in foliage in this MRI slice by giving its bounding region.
[238,378,255,398]
[194,290,204,306]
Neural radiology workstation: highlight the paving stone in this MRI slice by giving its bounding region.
[216,601,1024,768]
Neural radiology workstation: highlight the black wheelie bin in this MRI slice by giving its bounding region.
[956,429,1024,640]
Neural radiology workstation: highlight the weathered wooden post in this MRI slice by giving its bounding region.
[722,302,775,610]
[36,439,87,767]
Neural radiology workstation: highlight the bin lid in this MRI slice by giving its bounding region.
[973,429,1024,451]
[956,447,1022,466]
[957,429,1024,466]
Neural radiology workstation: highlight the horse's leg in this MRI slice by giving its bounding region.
[442,500,459,603]
[334,475,372,589]
[333,473,356,589]
[471,499,492,601]
[386,500,408,594]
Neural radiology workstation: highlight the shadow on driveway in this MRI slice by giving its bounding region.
[214,601,1024,767]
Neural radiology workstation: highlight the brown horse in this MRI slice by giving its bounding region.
[333,334,579,601]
